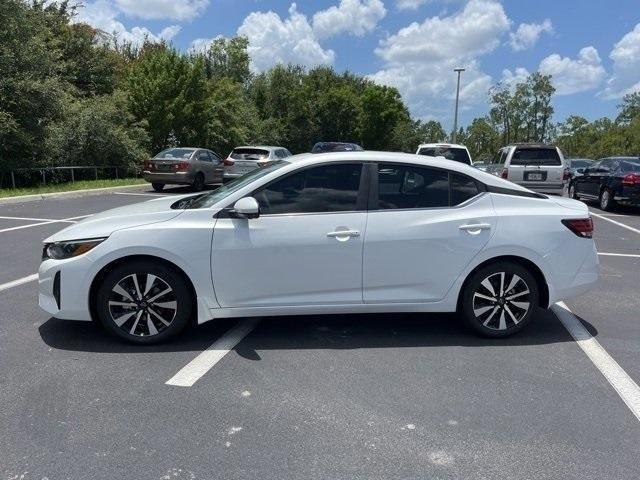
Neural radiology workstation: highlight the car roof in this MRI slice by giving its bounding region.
[285,151,529,192]
[233,146,284,151]
[417,143,468,149]
[506,143,557,148]
[599,156,640,160]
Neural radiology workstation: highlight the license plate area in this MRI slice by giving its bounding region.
[524,171,547,181]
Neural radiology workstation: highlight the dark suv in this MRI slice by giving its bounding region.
[568,156,640,210]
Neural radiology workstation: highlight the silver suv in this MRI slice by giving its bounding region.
[224,146,292,181]
[143,148,224,192]
[486,144,566,194]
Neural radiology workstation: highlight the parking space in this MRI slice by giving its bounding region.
[1,190,640,479]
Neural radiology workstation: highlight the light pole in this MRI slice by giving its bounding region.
[452,67,465,143]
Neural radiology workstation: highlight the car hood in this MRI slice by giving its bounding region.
[44,194,192,243]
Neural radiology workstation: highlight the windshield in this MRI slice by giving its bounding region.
[154,148,195,159]
[184,161,289,209]
[418,147,471,165]
[231,148,270,160]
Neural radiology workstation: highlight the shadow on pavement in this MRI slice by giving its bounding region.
[39,307,596,356]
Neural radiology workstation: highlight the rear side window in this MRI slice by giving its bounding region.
[377,164,449,209]
[418,147,471,165]
[451,173,479,205]
[620,161,640,172]
[254,163,362,215]
[510,148,561,166]
[231,148,270,160]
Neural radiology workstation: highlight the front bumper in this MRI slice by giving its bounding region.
[143,171,193,185]
[38,255,93,321]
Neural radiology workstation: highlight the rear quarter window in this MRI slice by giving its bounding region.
[418,147,471,165]
[510,148,561,166]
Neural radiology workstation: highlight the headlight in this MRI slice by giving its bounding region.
[42,238,106,260]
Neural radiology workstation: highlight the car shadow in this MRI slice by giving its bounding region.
[139,184,222,196]
[38,308,597,356]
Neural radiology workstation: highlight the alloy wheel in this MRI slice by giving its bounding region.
[108,273,177,337]
[471,271,531,331]
[600,190,611,210]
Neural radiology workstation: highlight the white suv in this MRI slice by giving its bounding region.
[416,143,473,166]
[487,144,567,195]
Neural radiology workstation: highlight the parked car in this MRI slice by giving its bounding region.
[416,143,473,166]
[39,151,598,344]
[143,148,224,192]
[223,146,292,181]
[486,143,566,194]
[564,158,594,189]
[568,157,640,210]
[311,142,363,153]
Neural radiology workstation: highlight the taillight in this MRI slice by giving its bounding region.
[175,161,189,171]
[622,173,640,185]
[223,158,235,166]
[501,169,508,179]
[563,168,570,181]
[562,218,594,238]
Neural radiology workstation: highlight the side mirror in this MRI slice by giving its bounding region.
[232,197,260,219]
[583,168,591,174]
[576,168,585,174]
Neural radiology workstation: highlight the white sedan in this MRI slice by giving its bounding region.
[38,152,599,344]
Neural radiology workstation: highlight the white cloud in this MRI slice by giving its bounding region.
[396,0,429,10]
[371,0,510,120]
[114,0,209,22]
[539,46,606,95]
[500,67,531,89]
[75,0,180,46]
[509,19,553,51]
[602,23,640,99]
[189,36,223,53]
[237,3,335,72]
[312,0,386,39]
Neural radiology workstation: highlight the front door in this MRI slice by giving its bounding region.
[211,162,367,307]
[363,163,495,303]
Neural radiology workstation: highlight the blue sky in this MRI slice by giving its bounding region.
[76,0,640,129]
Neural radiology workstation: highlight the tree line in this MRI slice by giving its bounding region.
[1,1,639,188]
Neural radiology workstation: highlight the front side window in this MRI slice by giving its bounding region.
[377,164,449,209]
[254,163,363,215]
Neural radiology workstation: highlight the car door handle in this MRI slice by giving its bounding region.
[459,223,491,232]
[327,230,360,238]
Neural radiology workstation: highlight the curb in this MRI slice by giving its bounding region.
[0,183,150,205]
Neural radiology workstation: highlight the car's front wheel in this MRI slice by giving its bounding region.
[151,183,164,192]
[568,182,578,199]
[192,173,205,191]
[461,262,539,338]
[95,260,193,344]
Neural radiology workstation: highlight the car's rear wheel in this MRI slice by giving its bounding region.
[96,260,192,344]
[461,262,539,338]
[599,188,615,211]
[192,173,205,191]
[151,183,164,192]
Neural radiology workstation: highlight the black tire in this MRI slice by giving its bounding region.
[95,260,193,344]
[568,182,578,199]
[599,188,615,211]
[192,173,205,191]
[151,183,164,192]
[461,261,539,338]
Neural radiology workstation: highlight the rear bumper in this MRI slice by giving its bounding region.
[143,171,193,185]
[515,182,564,194]
[548,241,599,305]
[615,185,640,205]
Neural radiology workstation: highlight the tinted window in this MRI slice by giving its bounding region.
[451,173,479,205]
[155,148,195,159]
[510,148,561,166]
[377,164,449,209]
[417,147,471,165]
[231,148,270,160]
[620,161,640,172]
[312,142,363,153]
[254,163,362,215]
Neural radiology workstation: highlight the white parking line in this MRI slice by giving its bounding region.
[598,252,640,258]
[591,212,640,235]
[0,273,39,293]
[553,302,640,422]
[166,318,261,387]
[0,215,75,222]
[113,192,167,197]
[0,215,90,233]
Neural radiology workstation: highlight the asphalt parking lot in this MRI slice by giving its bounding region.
[1,186,639,480]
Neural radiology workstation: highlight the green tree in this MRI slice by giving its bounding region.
[200,36,252,86]
[616,92,640,125]
[358,84,408,150]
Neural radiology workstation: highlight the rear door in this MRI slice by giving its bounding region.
[508,147,564,189]
[363,163,496,303]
